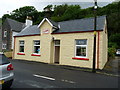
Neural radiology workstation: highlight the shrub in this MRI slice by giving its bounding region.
[108,47,116,58]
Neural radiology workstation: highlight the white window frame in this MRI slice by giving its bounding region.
[75,39,87,58]
[2,43,6,49]
[4,31,7,37]
[33,40,40,55]
[19,40,25,53]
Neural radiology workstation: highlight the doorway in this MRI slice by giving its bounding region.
[54,40,60,64]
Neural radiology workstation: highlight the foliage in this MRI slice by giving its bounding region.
[109,33,120,48]
[108,33,120,58]
[108,42,118,48]
[51,4,81,21]
[53,4,69,17]
[2,6,39,24]
[108,42,118,58]
[2,14,11,24]
[44,5,53,11]
[61,5,81,20]
[108,47,116,58]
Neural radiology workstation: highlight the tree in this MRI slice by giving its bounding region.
[2,14,11,24]
[51,4,81,21]
[43,5,53,18]
[2,6,39,23]
[44,5,53,12]
[61,5,81,20]
[109,33,120,48]
[53,4,69,17]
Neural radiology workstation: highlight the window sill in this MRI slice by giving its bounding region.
[72,57,89,61]
[31,54,41,56]
[17,53,25,55]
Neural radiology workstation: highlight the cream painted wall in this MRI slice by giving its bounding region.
[14,36,43,62]
[14,21,54,64]
[100,21,108,69]
[52,33,94,68]
[40,21,54,63]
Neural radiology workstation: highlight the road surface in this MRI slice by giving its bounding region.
[10,59,119,88]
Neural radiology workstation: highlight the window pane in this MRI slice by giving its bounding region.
[76,46,81,56]
[34,41,40,45]
[81,47,86,56]
[34,46,40,54]
[0,54,10,65]
[4,31,7,37]
[55,40,60,45]
[20,46,24,52]
[76,46,86,57]
[76,40,87,45]
[20,41,24,45]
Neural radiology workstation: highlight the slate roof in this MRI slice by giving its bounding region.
[15,15,106,37]
[6,18,25,32]
[15,25,40,36]
[53,15,106,33]
[47,18,58,28]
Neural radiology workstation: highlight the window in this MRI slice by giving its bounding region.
[54,40,60,46]
[2,43,6,49]
[4,31,7,37]
[0,54,10,65]
[19,41,24,53]
[75,39,87,58]
[33,40,40,54]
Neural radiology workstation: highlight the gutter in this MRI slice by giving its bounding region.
[51,30,103,34]
[14,34,40,37]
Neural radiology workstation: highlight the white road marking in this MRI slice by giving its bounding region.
[61,79,76,84]
[33,74,55,81]
[29,83,42,88]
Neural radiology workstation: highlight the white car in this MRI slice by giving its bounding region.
[0,52,14,89]
[116,49,120,56]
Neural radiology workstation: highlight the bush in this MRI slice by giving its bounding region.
[108,47,116,58]
[108,42,118,48]
[108,35,119,58]
[109,33,120,47]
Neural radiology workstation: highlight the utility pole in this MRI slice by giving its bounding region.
[92,0,97,73]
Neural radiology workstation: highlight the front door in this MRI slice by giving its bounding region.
[54,40,60,64]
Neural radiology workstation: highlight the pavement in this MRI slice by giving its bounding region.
[101,56,120,77]
[57,56,120,77]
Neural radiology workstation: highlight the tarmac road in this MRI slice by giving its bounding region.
[9,59,119,89]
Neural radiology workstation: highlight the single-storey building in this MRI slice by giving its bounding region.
[13,16,108,69]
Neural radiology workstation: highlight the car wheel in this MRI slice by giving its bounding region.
[2,79,13,89]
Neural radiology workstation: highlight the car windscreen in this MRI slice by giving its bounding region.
[0,54,10,65]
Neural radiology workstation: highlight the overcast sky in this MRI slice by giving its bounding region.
[0,0,115,18]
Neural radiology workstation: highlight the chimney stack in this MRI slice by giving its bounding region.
[25,16,33,26]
